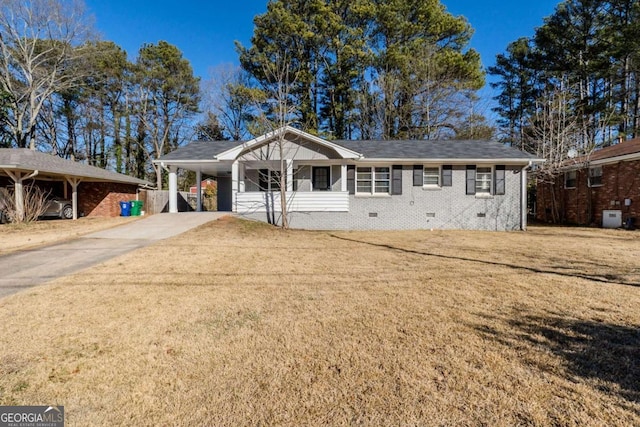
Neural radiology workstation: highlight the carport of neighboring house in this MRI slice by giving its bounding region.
[0,148,152,220]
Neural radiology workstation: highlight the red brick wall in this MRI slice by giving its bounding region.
[536,159,640,226]
[78,182,139,217]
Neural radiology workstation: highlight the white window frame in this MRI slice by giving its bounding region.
[356,166,390,195]
[475,166,492,195]
[423,166,441,187]
[588,166,603,187]
[565,170,577,189]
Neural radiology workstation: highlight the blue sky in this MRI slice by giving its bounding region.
[85,0,560,82]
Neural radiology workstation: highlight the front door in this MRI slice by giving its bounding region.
[216,177,232,211]
[312,166,330,191]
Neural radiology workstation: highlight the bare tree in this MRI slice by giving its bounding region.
[529,81,580,222]
[0,184,49,223]
[0,0,93,149]
[530,76,616,223]
[201,65,263,141]
[244,53,300,229]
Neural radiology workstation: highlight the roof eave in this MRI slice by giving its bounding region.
[1,164,151,186]
[589,152,640,165]
[350,158,543,164]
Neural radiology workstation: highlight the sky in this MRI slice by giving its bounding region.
[85,0,561,90]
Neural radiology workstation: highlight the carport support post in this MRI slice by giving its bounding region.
[5,170,24,222]
[196,170,202,212]
[65,177,81,220]
[169,166,178,213]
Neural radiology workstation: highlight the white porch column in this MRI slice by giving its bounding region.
[65,177,81,220]
[286,159,293,191]
[521,165,528,231]
[195,169,202,212]
[169,166,178,213]
[341,164,347,192]
[231,161,239,212]
[238,163,245,193]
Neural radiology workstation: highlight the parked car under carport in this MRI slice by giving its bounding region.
[0,195,73,223]
[41,196,73,220]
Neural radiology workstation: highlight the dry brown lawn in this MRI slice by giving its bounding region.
[0,216,139,256]
[0,217,639,426]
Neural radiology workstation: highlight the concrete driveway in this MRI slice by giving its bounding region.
[0,212,227,299]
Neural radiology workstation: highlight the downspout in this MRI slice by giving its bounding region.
[521,161,532,231]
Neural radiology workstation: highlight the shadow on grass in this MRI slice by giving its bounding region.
[328,234,640,287]
[476,313,640,404]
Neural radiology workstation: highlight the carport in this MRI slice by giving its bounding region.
[0,148,152,220]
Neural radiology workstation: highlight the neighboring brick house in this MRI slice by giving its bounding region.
[0,149,151,219]
[189,178,217,194]
[157,126,541,231]
[535,138,640,227]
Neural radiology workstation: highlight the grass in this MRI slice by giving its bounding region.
[0,216,639,426]
[0,216,139,256]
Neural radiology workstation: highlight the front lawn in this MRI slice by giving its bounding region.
[0,217,638,425]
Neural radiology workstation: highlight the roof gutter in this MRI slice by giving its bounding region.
[346,158,544,165]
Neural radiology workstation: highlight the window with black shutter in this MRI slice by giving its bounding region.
[466,166,476,195]
[494,165,505,195]
[392,165,403,195]
[413,165,422,186]
[442,165,452,187]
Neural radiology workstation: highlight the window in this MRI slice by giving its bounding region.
[271,170,282,191]
[475,167,492,194]
[356,166,390,195]
[423,167,440,187]
[565,170,577,189]
[414,165,452,187]
[258,169,284,192]
[589,166,603,187]
[312,166,330,191]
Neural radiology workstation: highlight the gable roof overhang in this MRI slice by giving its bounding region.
[215,126,362,161]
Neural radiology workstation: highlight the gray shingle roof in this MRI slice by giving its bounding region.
[160,138,538,162]
[159,140,241,161]
[0,148,152,186]
[334,139,538,160]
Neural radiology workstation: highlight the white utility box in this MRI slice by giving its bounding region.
[602,210,622,228]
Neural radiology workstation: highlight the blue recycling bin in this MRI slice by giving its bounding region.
[119,201,131,216]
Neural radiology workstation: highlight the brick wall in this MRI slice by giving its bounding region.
[78,182,139,217]
[241,165,526,231]
[536,159,640,226]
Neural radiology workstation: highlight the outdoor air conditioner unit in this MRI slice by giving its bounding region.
[602,210,622,229]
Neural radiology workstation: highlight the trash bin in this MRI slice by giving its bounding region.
[623,217,635,230]
[130,200,143,216]
[119,201,131,217]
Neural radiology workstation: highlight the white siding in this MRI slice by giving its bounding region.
[236,191,349,213]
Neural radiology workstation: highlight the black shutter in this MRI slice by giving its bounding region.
[392,165,403,195]
[347,165,355,194]
[259,168,268,192]
[495,165,505,195]
[466,165,476,195]
[442,165,452,187]
[413,165,423,186]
